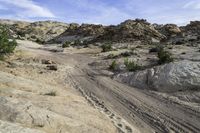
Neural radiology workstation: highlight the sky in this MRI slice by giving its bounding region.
[0,0,200,25]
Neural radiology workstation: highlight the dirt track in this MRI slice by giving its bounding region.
[20,41,200,133]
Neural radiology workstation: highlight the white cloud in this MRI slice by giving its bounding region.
[183,1,200,9]
[0,0,55,18]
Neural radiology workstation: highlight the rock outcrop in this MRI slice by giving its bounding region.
[180,21,200,45]
[95,19,166,44]
[53,19,166,44]
[155,24,181,38]
[0,20,69,43]
[0,41,117,133]
[115,61,200,92]
[54,23,105,43]
[3,19,200,46]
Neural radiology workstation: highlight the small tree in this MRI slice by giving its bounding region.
[0,26,17,59]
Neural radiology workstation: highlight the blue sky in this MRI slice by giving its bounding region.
[0,0,200,25]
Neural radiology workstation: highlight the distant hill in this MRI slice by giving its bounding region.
[1,19,200,46]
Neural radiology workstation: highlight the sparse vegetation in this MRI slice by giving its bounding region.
[0,26,17,60]
[107,53,116,59]
[175,40,184,45]
[73,40,82,46]
[135,45,143,48]
[62,41,71,48]
[120,51,133,57]
[101,43,112,52]
[17,31,26,37]
[149,47,159,53]
[157,46,173,64]
[124,58,141,72]
[168,46,173,49]
[109,60,117,70]
[44,91,56,96]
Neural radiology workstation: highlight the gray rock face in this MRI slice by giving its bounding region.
[115,61,200,92]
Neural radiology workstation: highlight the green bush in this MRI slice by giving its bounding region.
[0,26,17,59]
[157,46,173,64]
[124,58,141,72]
[101,43,112,52]
[109,60,117,70]
[62,41,71,48]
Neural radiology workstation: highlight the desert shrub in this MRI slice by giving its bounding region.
[107,53,116,59]
[73,40,82,45]
[175,40,184,45]
[120,51,133,57]
[0,26,17,60]
[44,91,56,96]
[157,47,173,64]
[62,41,71,48]
[124,58,141,72]
[71,39,85,46]
[109,60,117,70]
[101,43,112,52]
[168,46,173,49]
[135,45,143,48]
[17,31,26,37]
[149,47,159,53]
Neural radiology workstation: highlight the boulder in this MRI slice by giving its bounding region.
[115,64,127,72]
[115,61,200,92]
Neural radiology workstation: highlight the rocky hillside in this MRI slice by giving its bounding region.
[95,19,165,44]
[54,19,166,44]
[59,20,200,47]
[52,19,200,46]
[0,20,69,43]
[52,23,105,43]
[181,21,200,45]
[2,19,200,46]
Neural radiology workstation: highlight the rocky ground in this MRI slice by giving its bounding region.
[0,40,117,133]
[0,19,200,133]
